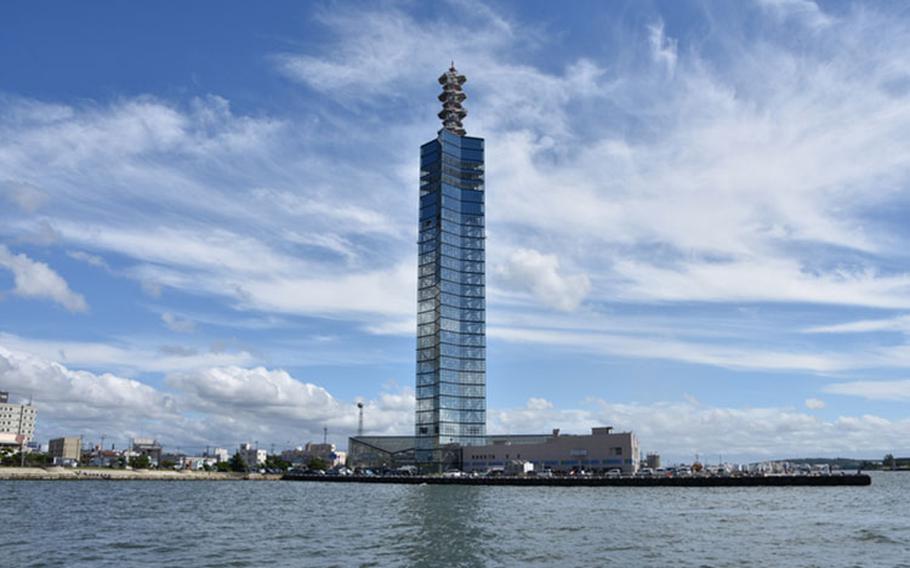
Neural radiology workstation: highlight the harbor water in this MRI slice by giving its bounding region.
[2,472,908,567]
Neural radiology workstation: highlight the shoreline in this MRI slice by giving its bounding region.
[0,467,282,481]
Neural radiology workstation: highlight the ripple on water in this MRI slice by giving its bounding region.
[0,473,907,567]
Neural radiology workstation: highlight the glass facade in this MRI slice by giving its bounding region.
[415,127,486,469]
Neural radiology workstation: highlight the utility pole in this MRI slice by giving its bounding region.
[323,426,327,445]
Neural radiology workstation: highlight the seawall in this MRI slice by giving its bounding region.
[283,473,872,487]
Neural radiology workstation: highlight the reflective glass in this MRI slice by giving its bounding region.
[416,130,487,466]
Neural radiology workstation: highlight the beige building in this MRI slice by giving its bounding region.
[462,427,640,474]
[0,391,37,448]
[49,436,82,463]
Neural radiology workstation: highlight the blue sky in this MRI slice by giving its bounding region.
[2,0,910,461]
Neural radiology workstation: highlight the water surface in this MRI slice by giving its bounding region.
[2,472,908,567]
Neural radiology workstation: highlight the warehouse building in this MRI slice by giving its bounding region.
[462,427,639,474]
[349,427,639,474]
[48,436,82,465]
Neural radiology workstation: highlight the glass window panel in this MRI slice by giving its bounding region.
[416,411,438,424]
[416,373,437,386]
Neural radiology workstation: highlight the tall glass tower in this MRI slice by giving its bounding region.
[415,65,486,471]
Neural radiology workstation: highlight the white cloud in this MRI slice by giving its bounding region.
[0,245,87,312]
[496,248,590,311]
[17,220,62,246]
[0,343,413,447]
[1,2,910,387]
[2,343,907,459]
[824,380,910,402]
[46,222,416,319]
[526,397,554,411]
[804,315,910,335]
[0,333,254,375]
[66,250,109,270]
[491,397,910,460]
[2,180,48,212]
[490,325,853,373]
[0,345,178,430]
[611,258,910,309]
[161,312,196,333]
[648,21,678,73]
[756,0,833,30]
[805,398,826,409]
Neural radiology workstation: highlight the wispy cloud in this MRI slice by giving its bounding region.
[0,245,87,312]
[0,333,254,375]
[2,0,910,425]
[756,0,834,30]
[647,20,678,74]
[824,380,910,402]
[804,315,910,335]
[161,312,196,333]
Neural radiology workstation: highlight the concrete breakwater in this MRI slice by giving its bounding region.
[0,467,282,481]
[283,473,872,487]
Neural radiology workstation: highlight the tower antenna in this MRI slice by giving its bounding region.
[437,63,467,135]
[357,402,364,438]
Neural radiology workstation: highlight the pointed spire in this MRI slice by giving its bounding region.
[438,64,467,136]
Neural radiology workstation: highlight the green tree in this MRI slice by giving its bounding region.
[24,452,51,467]
[307,457,329,471]
[883,454,897,470]
[129,454,151,469]
[1,449,18,467]
[265,455,290,471]
[216,461,231,473]
[228,452,248,473]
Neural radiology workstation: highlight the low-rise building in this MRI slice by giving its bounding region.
[87,450,121,468]
[182,456,218,470]
[48,436,82,465]
[348,427,640,474]
[132,437,162,467]
[208,448,229,463]
[347,436,417,470]
[462,427,640,474]
[159,452,187,468]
